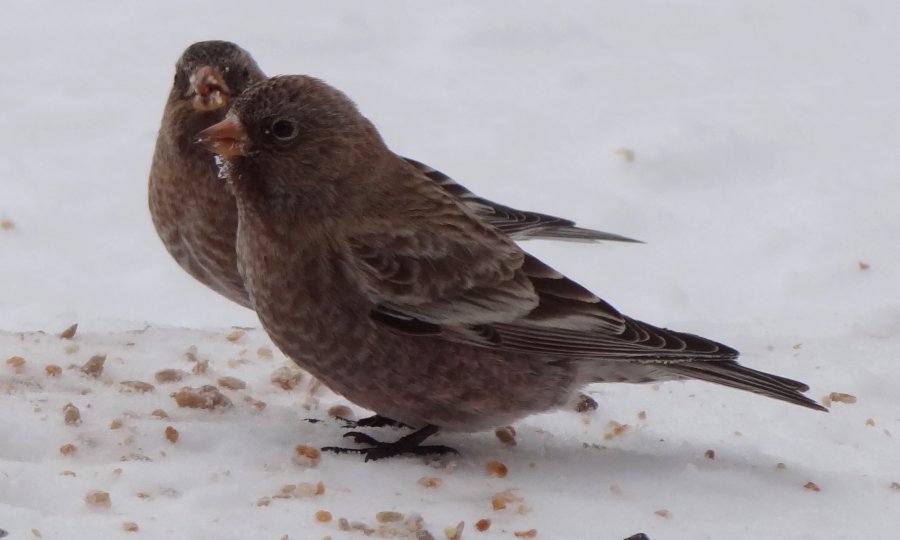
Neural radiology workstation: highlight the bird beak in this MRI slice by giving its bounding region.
[189,65,230,111]
[195,117,248,157]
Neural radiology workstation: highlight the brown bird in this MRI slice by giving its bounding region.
[197,75,826,460]
[149,41,638,310]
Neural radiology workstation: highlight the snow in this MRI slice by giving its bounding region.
[1,2,899,539]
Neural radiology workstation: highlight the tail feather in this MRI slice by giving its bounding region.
[663,360,827,412]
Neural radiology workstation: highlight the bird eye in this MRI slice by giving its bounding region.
[269,118,298,141]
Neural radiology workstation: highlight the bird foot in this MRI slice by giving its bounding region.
[304,414,410,429]
[340,414,412,429]
[322,425,458,461]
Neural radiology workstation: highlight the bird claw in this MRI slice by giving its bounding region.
[340,414,411,429]
[342,431,380,445]
[321,425,458,461]
[322,443,458,462]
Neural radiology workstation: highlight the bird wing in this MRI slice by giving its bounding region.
[350,165,733,362]
[347,183,540,326]
[346,169,623,334]
[401,157,641,243]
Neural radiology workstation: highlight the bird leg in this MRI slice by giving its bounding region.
[322,424,458,461]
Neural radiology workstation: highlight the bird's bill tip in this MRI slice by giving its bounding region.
[189,65,229,111]
[195,117,248,157]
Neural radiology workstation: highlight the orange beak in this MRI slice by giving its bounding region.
[195,117,249,157]
[189,65,230,111]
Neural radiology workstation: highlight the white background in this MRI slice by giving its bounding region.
[1,2,898,539]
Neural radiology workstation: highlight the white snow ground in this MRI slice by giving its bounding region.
[1,1,899,539]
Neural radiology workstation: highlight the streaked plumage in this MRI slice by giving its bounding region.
[197,75,825,458]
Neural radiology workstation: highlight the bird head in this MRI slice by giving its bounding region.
[171,40,264,112]
[195,75,384,205]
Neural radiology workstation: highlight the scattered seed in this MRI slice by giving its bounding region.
[293,445,321,468]
[44,364,62,377]
[85,490,111,508]
[827,392,857,405]
[491,490,522,511]
[6,356,25,369]
[64,343,80,354]
[164,426,179,443]
[257,347,274,359]
[191,359,209,375]
[350,522,375,535]
[63,403,81,425]
[866,418,875,427]
[150,409,169,419]
[603,421,629,440]
[485,460,508,478]
[654,509,670,518]
[858,261,870,271]
[59,443,77,456]
[217,376,247,390]
[474,519,491,532]
[270,366,304,390]
[327,405,353,419]
[514,530,537,538]
[0,219,14,230]
[80,354,106,378]
[804,481,820,492]
[244,396,267,411]
[171,385,232,410]
[154,369,188,383]
[495,426,517,446]
[273,484,296,499]
[120,380,154,393]
[59,323,78,339]
[704,449,716,460]
[637,410,647,420]
[444,521,464,540]
[225,329,245,342]
[418,476,441,489]
[122,522,138,532]
[315,510,332,522]
[376,511,403,523]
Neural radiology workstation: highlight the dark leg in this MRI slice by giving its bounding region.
[322,424,458,462]
[345,414,411,429]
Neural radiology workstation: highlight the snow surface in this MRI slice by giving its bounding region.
[2,2,899,539]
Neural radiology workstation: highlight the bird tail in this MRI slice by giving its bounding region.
[662,360,828,412]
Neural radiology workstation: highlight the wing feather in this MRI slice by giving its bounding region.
[351,162,731,362]
[402,157,641,243]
